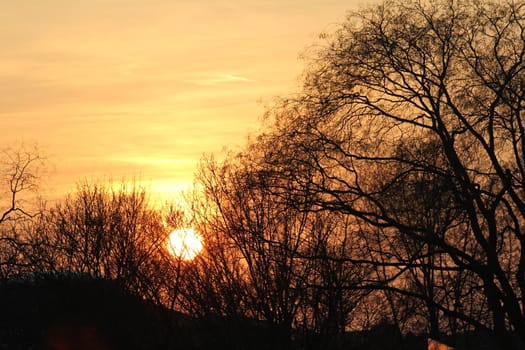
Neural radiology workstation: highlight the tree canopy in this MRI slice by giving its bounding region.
[248,0,525,347]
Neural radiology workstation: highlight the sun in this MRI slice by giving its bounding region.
[167,227,203,261]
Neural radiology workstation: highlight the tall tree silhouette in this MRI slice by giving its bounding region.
[0,144,44,282]
[254,0,525,348]
[184,155,370,348]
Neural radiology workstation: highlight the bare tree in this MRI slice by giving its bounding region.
[195,156,310,348]
[255,0,525,347]
[181,155,370,349]
[0,144,44,281]
[25,180,181,305]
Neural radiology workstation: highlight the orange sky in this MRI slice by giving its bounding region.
[2,0,371,204]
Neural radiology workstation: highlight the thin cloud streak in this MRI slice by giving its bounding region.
[189,73,255,86]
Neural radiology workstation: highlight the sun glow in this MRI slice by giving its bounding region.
[167,228,203,261]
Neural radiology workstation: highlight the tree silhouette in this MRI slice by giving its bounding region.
[184,155,370,348]
[24,181,183,306]
[0,144,44,282]
[252,0,525,348]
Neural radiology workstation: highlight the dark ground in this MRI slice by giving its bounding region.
[0,273,502,350]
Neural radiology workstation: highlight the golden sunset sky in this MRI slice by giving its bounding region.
[2,0,370,203]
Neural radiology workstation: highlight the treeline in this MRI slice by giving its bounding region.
[2,0,525,349]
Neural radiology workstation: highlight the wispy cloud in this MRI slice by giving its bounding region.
[189,73,255,86]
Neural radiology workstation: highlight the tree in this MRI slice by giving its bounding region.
[0,144,45,281]
[25,181,181,305]
[182,155,370,349]
[256,0,525,348]
[194,156,311,349]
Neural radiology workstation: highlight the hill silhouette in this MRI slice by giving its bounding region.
[0,272,191,350]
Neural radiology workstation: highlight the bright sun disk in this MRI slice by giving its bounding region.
[167,227,203,261]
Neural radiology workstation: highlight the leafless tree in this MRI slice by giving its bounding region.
[254,0,525,347]
[0,144,45,281]
[25,181,182,305]
[180,154,370,348]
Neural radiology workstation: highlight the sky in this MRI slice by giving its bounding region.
[2,0,371,204]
